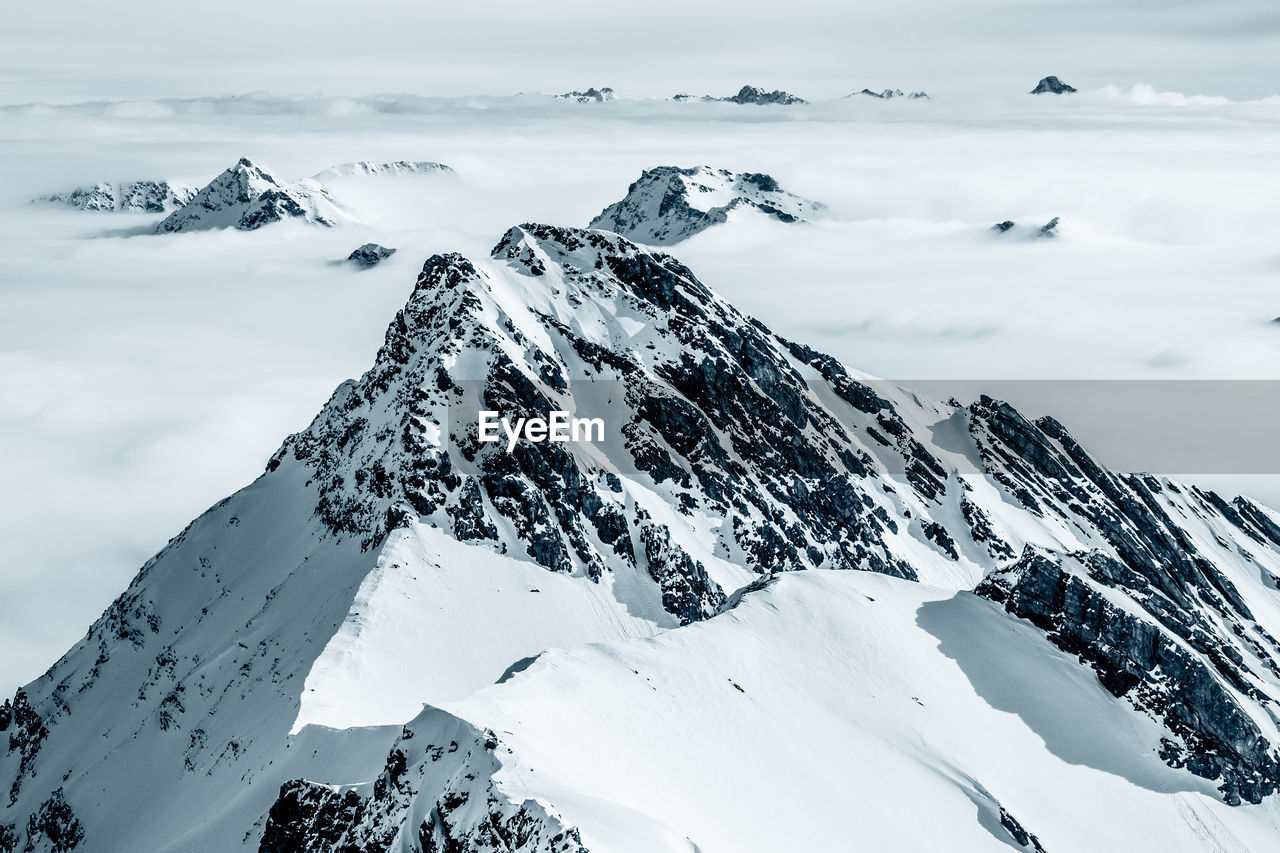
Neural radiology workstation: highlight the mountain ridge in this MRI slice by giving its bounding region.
[5,223,1280,851]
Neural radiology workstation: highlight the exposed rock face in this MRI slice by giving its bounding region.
[991,220,1015,232]
[259,711,587,853]
[554,87,615,103]
[968,394,1280,803]
[849,88,930,100]
[313,161,454,180]
[347,243,396,268]
[588,166,826,244]
[709,85,806,105]
[1038,216,1061,237]
[1030,76,1077,94]
[155,158,345,233]
[35,181,197,213]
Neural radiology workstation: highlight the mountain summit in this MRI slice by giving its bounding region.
[155,158,346,233]
[1030,75,1077,94]
[4,224,1280,851]
[588,166,826,244]
[709,85,806,105]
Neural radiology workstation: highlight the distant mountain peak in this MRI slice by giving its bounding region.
[850,88,930,100]
[154,158,347,233]
[35,180,197,213]
[588,165,826,244]
[1030,75,1077,94]
[711,85,806,105]
[313,160,454,180]
[554,87,615,102]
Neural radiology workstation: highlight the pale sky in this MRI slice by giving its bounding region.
[3,0,1280,103]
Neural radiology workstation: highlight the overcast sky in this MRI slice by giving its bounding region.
[4,0,1280,103]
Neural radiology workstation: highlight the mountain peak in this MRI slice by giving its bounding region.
[155,158,346,233]
[716,85,806,105]
[1030,75,1077,94]
[588,165,826,244]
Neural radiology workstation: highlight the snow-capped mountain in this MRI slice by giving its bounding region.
[312,161,454,181]
[155,158,346,233]
[5,223,1280,851]
[36,180,197,213]
[588,166,826,244]
[707,85,806,105]
[849,88,931,100]
[1030,76,1077,94]
[554,88,615,103]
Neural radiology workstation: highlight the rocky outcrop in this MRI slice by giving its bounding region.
[155,158,345,233]
[313,161,453,180]
[259,712,587,853]
[1030,76,1077,95]
[588,166,825,244]
[709,85,806,105]
[990,217,1061,238]
[849,88,930,100]
[347,243,396,267]
[554,87,615,103]
[968,395,1280,803]
[35,181,196,213]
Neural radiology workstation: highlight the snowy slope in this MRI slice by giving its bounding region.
[267,570,1280,852]
[588,166,827,244]
[155,158,346,233]
[6,223,1280,851]
[35,180,196,213]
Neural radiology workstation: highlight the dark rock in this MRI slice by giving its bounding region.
[589,166,825,244]
[712,85,806,105]
[348,243,397,268]
[25,788,83,852]
[849,88,930,100]
[1030,76,1077,95]
[555,87,615,103]
[992,220,1015,232]
[998,807,1046,851]
[1038,217,1061,237]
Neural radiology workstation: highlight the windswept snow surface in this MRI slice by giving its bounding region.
[435,570,1280,852]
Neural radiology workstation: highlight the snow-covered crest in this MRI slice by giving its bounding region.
[35,180,196,213]
[588,166,826,244]
[155,157,348,233]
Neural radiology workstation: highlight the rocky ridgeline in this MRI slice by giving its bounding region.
[35,180,197,213]
[155,158,345,233]
[259,709,586,853]
[588,165,826,244]
[701,85,806,105]
[849,88,930,100]
[5,223,1280,849]
[554,87,615,103]
[967,395,1280,803]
